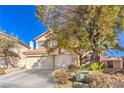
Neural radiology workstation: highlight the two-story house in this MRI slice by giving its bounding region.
[1,31,124,70]
[23,28,74,70]
[23,28,124,70]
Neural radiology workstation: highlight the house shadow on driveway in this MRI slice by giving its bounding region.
[24,69,56,85]
[0,69,56,88]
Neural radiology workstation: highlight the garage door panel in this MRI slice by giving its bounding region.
[26,56,54,69]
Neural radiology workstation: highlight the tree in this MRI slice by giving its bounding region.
[35,5,124,63]
[0,31,19,68]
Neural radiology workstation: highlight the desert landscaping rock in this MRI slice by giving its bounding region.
[72,72,124,88]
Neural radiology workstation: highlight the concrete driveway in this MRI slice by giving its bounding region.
[0,69,56,88]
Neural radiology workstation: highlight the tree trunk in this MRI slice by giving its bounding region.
[79,54,82,66]
[58,48,61,54]
[9,56,15,68]
[91,50,100,63]
[73,49,83,66]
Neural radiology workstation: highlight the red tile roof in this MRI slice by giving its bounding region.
[101,57,122,62]
[23,48,48,55]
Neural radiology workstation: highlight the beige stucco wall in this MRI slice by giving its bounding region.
[17,44,29,67]
[113,62,120,69]
[120,60,123,69]
[113,61,123,69]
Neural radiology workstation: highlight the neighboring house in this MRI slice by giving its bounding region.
[101,57,124,69]
[0,31,30,68]
[80,51,124,70]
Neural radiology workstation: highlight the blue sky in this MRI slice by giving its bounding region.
[0,5,124,57]
[0,5,46,46]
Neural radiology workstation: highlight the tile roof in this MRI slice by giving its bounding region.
[23,48,48,55]
[34,28,52,41]
[101,57,122,62]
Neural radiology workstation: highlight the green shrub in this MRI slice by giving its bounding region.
[68,64,78,71]
[52,69,70,84]
[79,66,85,70]
[79,65,91,71]
[78,63,104,71]
[90,63,104,71]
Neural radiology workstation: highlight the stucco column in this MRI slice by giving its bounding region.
[29,41,34,50]
[120,59,123,69]
[36,43,38,49]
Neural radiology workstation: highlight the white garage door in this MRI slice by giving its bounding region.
[26,56,54,69]
[55,54,73,69]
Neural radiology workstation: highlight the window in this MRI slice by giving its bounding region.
[107,61,113,68]
[38,41,44,48]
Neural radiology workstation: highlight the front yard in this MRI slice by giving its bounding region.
[1,62,124,88]
[52,63,124,88]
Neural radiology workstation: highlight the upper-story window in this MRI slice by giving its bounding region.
[38,41,44,48]
[38,41,45,48]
